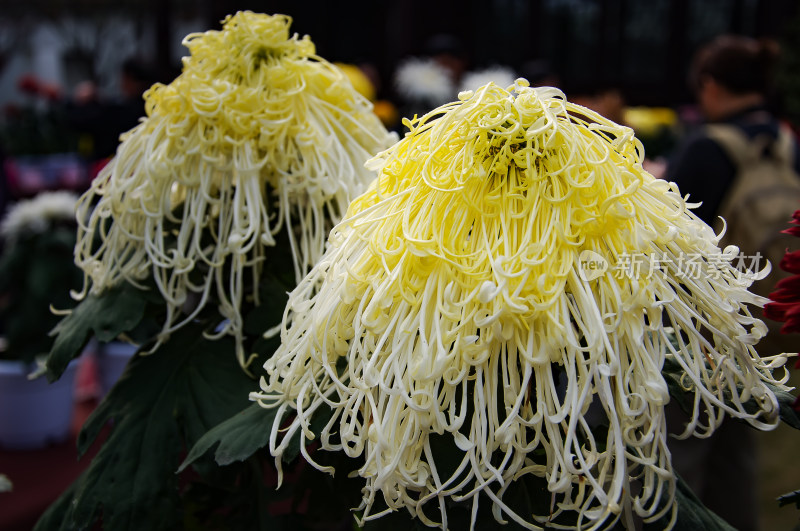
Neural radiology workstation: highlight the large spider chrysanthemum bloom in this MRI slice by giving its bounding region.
[252,81,791,529]
[73,12,395,367]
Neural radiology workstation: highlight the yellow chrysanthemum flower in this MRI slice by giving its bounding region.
[73,12,395,367]
[252,81,793,529]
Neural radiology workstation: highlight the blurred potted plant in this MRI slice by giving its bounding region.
[0,191,83,448]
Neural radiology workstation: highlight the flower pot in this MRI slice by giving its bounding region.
[98,341,137,395]
[3,153,88,197]
[0,360,78,449]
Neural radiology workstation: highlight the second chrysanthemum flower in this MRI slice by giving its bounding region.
[73,12,396,367]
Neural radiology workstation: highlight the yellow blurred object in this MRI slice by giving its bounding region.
[335,63,376,101]
[372,99,399,128]
[624,106,678,136]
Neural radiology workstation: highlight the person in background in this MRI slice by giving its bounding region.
[567,82,626,125]
[668,35,800,224]
[669,35,800,352]
[665,34,800,531]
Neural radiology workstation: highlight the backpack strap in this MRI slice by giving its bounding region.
[705,123,795,169]
[774,124,795,166]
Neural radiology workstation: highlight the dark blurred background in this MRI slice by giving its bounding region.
[1,0,799,108]
[2,0,798,194]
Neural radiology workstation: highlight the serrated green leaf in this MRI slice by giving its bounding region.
[182,400,335,472]
[178,273,295,472]
[35,323,255,531]
[46,284,149,381]
[181,404,278,469]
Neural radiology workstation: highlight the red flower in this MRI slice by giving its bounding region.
[39,82,62,102]
[15,74,61,101]
[780,249,800,275]
[765,209,800,374]
[783,210,800,239]
[17,74,40,95]
[765,275,800,333]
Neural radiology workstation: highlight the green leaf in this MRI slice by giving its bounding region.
[777,489,800,509]
[182,399,334,472]
[36,480,80,530]
[180,458,288,531]
[243,274,290,337]
[177,273,294,471]
[662,357,693,415]
[181,404,278,469]
[36,323,255,531]
[645,474,735,531]
[46,284,149,381]
[242,274,290,368]
[766,384,800,431]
